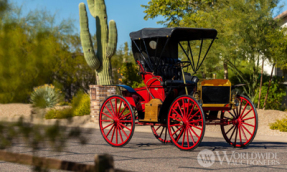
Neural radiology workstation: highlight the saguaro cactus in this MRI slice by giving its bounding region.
[79,0,117,85]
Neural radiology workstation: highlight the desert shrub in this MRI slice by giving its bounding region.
[254,76,286,110]
[30,84,62,108]
[270,117,287,132]
[45,108,73,119]
[45,90,90,119]
[71,91,90,116]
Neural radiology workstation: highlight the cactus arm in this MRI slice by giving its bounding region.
[87,0,96,17]
[79,3,101,70]
[106,20,117,58]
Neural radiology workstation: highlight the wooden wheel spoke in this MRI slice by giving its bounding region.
[190,127,199,139]
[110,126,116,142]
[176,102,184,117]
[182,127,186,147]
[172,108,183,120]
[159,126,165,138]
[233,109,238,118]
[243,117,255,121]
[155,126,161,132]
[105,105,114,117]
[115,98,118,117]
[172,125,183,136]
[119,124,128,138]
[234,126,238,145]
[118,106,128,118]
[239,98,243,115]
[187,126,195,144]
[176,127,184,142]
[189,110,200,120]
[119,120,132,123]
[241,109,252,119]
[170,124,181,127]
[171,127,179,138]
[164,127,168,143]
[186,127,190,147]
[118,126,124,143]
[241,124,252,135]
[225,125,235,135]
[228,111,236,118]
[182,99,186,117]
[240,125,248,141]
[239,126,242,145]
[106,125,114,137]
[116,126,118,144]
[189,119,202,123]
[101,112,113,119]
[189,124,202,130]
[170,116,181,122]
[240,102,248,118]
[109,100,115,116]
[101,120,112,122]
[119,123,131,131]
[242,122,255,127]
[118,100,123,114]
[102,123,113,130]
[229,125,237,141]
[187,104,195,119]
[119,112,132,120]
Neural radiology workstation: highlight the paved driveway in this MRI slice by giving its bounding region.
[1,128,287,172]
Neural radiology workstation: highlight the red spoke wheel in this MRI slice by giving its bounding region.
[220,95,258,147]
[151,125,171,143]
[99,95,135,147]
[167,95,205,151]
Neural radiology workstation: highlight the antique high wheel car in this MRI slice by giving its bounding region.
[99,27,258,150]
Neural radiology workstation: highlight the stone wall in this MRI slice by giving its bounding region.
[89,85,116,123]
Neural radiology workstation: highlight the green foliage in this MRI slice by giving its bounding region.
[254,76,286,110]
[120,62,144,88]
[30,84,62,108]
[45,108,73,119]
[270,117,287,132]
[45,90,90,119]
[0,4,95,103]
[71,90,90,116]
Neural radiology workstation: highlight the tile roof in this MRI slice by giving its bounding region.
[274,10,287,19]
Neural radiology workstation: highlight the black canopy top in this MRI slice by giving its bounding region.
[129,27,217,41]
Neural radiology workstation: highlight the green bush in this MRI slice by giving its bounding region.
[270,117,287,132]
[45,90,90,119]
[120,62,144,88]
[45,108,73,119]
[71,91,90,116]
[254,76,286,110]
[30,84,62,108]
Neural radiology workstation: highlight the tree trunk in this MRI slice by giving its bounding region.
[257,59,264,109]
[263,63,275,110]
[224,60,228,79]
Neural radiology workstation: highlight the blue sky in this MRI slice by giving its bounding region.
[12,0,165,48]
[12,0,287,49]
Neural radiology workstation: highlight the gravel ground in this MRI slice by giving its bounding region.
[0,103,287,137]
